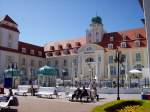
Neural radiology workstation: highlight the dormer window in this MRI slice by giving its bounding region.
[50,46,55,51]
[121,42,127,48]
[136,33,140,39]
[135,40,140,47]
[47,52,53,57]
[30,50,34,55]
[58,45,63,50]
[21,48,26,53]
[110,36,114,42]
[108,43,113,49]
[75,42,81,47]
[38,51,42,56]
[66,43,72,49]
[55,51,61,56]
[63,49,70,55]
[122,34,127,41]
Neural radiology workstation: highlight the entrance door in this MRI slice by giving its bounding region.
[4,78,12,88]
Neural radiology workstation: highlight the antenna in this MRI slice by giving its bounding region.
[96,11,98,16]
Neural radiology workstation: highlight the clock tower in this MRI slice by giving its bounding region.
[86,16,104,43]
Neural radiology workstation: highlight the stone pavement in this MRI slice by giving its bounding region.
[7,94,141,112]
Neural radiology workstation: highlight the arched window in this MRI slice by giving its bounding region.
[85,57,94,62]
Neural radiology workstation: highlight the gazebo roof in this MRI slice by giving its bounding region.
[4,68,20,76]
[38,65,57,76]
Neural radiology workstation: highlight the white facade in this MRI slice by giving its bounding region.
[143,0,150,75]
[0,15,46,85]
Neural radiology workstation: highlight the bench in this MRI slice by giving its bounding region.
[15,85,30,96]
[67,87,98,102]
[36,87,61,98]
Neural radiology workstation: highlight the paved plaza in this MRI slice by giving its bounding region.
[6,94,141,112]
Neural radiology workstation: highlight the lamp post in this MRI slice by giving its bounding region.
[11,64,14,88]
[62,69,65,86]
[114,50,124,100]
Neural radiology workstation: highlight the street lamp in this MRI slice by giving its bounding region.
[114,50,125,100]
[6,62,18,89]
[62,69,66,86]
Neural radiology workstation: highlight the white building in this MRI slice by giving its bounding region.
[0,15,148,87]
[0,15,45,85]
[45,16,148,87]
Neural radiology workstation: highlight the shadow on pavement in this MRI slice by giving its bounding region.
[0,108,18,112]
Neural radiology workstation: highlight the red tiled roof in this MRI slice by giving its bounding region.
[44,37,86,51]
[0,42,45,58]
[45,28,147,56]
[18,41,45,58]
[99,27,146,49]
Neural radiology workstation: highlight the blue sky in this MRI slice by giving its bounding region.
[0,0,143,46]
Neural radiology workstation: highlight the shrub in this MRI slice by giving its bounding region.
[104,100,143,112]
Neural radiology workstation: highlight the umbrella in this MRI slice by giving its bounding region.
[128,69,142,78]
[4,68,20,76]
[38,65,57,76]
[129,69,142,74]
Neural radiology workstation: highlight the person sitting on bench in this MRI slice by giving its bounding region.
[71,87,81,101]
[80,86,89,101]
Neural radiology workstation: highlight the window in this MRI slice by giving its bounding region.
[38,51,42,56]
[55,51,61,56]
[86,47,92,51]
[73,59,77,65]
[6,55,12,66]
[98,57,101,62]
[47,61,51,66]
[109,56,113,64]
[108,44,113,49]
[30,60,34,66]
[64,59,67,66]
[110,36,114,42]
[110,66,116,75]
[50,46,55,50]
[135,40,140,47]
[38,61,42,67]
[21,48,26,53]
[47,52,53,57]
[96,32,99,36]
[85,57,94,62]
[55,60,58,66]
[136,33,140,39]
[8,33,13,48]
[136,53,141,62]
[66,43,72,48]
[121,42,127,48]
[63,50,70,55]
[96,38,99,42]
[122,34,126,41]
[30,50,34,55]
[21,58,25,65]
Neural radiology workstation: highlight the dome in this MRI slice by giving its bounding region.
[91,16,102,24]
[38,65,57,76]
